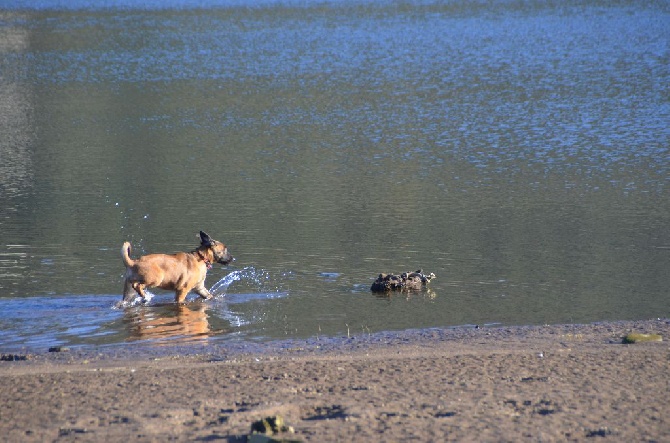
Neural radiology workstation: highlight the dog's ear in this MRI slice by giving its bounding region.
[199,231,214,246]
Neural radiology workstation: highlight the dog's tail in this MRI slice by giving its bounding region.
[121,242,135,267]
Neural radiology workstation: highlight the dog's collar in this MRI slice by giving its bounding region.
[196,250,213,269]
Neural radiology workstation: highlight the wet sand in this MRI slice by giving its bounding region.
[1,319,668,442]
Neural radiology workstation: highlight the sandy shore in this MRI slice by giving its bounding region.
[1,319,668,442]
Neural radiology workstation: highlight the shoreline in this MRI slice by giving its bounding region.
[1,319,669,441]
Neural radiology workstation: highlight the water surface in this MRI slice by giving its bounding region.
[0,0,668,349]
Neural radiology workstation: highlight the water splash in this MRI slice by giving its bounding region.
[113,290,156,309]
[209,266,285,297]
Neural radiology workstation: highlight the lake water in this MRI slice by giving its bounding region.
[0,0,668,350]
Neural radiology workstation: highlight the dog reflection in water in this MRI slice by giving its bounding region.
[125,303,215,343]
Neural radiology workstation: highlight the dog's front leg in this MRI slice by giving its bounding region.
[175,288,191,304]
[193,282,214,301]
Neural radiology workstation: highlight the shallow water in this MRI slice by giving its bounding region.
[0,267,291,348]
[0,0,668,350]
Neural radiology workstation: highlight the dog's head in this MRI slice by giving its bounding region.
[199,231,234,265]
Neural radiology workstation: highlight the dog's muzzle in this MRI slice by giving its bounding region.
[215,251,234,265]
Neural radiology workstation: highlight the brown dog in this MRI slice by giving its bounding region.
[121,231,233,304]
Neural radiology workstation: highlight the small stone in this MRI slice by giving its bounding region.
[0,354,30,361]
[249,416,298,442]
[251,415,283,435]
[49,346,70,353]
[58,427,87,436]
[586,427,615,438]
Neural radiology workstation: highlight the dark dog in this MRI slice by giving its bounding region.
[121,231,233,304]
[371,270,435,292]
